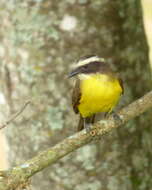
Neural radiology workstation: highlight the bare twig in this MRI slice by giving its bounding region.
[0,101,31,130]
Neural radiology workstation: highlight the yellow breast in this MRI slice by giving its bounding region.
[78,74,122,117]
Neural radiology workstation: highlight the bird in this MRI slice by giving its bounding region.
[68,55,124,131]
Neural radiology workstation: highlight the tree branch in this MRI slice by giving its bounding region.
[0,101,30,130]
[0,91,152,190]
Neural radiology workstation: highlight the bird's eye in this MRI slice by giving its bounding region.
[83,65,88,69]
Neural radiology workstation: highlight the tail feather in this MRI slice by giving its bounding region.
[77,114,95,131]
[77,115,84,131]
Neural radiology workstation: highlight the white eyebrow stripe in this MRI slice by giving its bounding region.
[75,56,105,68]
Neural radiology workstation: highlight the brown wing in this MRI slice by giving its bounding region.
[118,78,124,94]
[72,79,81,114]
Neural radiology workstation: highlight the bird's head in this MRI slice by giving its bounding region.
[68,55,109,78]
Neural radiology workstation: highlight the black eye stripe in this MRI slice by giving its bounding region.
[78,61,111,74]
[83,65,88,69]
[82,61,105,70]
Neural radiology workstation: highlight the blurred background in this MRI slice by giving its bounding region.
[0,0,152,190]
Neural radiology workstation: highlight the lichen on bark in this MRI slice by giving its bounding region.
[0,0,151,190]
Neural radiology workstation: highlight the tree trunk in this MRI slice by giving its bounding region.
[0,0,151,190]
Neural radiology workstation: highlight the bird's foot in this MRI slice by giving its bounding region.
[111,112,122,125]
[84,122,92,133]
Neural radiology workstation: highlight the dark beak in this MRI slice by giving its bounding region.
[68,69,80,78]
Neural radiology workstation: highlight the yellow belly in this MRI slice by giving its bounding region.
[78,74,122,117]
